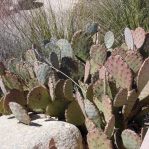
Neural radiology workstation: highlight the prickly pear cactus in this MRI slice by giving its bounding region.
[71,30,92,61]
[125,50,143,73]
[104,31,115,49]
[84,99,102,128]
[9,102,31,125]
[90,44,107,66]
[36,63,51,85]
[0,97,4,114]
[133,27,145,49]
[124,27,134,50]
[27,85,51,112]
[65,101,85,126]
[49,52,59,70]
[87,126,113,149]
[105,55,133,90]
[122,89,138,119]
[114,88,128,107]
[0,62,6,75]
[25,49,38,63]
[121,129,142,149]
[137,57,149,100]
[46,99,67,118]
[57,39,73,58]
[63,79,74,101]
[84,60,90,83]
[111,48,126,59]
[104,115,115,139]
[3,89,26,113]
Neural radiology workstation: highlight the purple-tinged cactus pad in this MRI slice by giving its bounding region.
[125,50,143,73]
[124,27,134,50]
[121,129,141,149]
[137,57,149,96]
[105,55,133,90]
[114,88,127,107]
[87,127,113,149]
[133,27,146,49]
[9,102,31,125]
[3,89,26,113]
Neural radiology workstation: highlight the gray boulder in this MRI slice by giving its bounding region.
[0,114,83,149]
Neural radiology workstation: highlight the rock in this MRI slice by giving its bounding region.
[0,114,83,149]
[140,129,149,149]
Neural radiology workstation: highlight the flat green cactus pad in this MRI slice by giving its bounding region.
[122,89,138,119]
[46,99,67,118]
[114,88,128,107]
[63,79,73,101]
[137,57,149,100]
[3,89,26,113]
[121,129,141,149]
[2,71,24,91]
[90,44,107,66]
[27,85,51,111]
[65,101,85,126]
[9,102,31,125]
[104,115,115,139]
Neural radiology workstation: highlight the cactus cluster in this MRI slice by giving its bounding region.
[1,25,149,149]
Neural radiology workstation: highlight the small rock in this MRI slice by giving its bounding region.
[0,114,83,149]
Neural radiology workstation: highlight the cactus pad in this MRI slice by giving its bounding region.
[90,44,107,66]
[104,31,115,49]
[105,55,133,90]
[36,63,51,85]
[87,128,113,149]
[104,115,115,139]
[137,57,149,94]
[125,50,143,73]
[65,101,85,126]
[84,99,102,128]
[63,79,73,101]
[55,80,65,99]
[122,89,138,119]
[49,52,59,69]
[133,27,146,49]
[0,97,4,114]
[46,100,66,118]
[111,48,126,59]
[25,49,38,63]
[3,89,26,113]
[84,60,90,83]
[2,71,24,91]
[121,129,141,149]
[57,39,73,58]
[9,102,31,125]
[124,27,134,50]
[27,85,51,111]
[114,88,128,107]
[101,95,113,123]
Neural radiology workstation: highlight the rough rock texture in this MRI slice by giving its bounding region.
[140,129,149,149]
[0,114,83,149]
